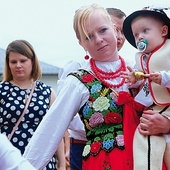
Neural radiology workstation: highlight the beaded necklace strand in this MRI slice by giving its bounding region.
[90,57,126,89]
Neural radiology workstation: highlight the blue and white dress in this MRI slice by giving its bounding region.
[0,81,56,170]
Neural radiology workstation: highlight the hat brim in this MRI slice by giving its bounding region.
[123,10,170,48]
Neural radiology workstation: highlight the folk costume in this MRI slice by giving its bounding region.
[59,60,88,170]
[70,68,141,170]
[23,58,140,170]
[123,6,170,170]
[133,39,170,170]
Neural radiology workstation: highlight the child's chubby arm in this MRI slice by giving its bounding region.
[150,71,170,88]
[159,70,170,88]
[149,72,162,85]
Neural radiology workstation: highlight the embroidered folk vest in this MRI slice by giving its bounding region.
[70,69,124,159]
[135,39,170,106]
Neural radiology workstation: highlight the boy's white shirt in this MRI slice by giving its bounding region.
[160,70,170,88]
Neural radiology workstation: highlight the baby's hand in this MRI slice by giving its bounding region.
[149,72,162,85]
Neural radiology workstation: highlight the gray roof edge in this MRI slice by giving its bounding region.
[0,48,60,74]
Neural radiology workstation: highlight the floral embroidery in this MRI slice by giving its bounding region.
[89,112,104,127]
[100,88,110,97]
[82,145,91,159]
[116,134,124,147]
[103,161,111,170]
[90,141,101,155]
[82,73,95,83]
[77,70,84,76]
[103,139,114,151]
[70,69,124,160]
[82,105,91,118]
[92,97,110,112]
[143,81,150,97]
[87,100,93,107]
[91,84,102,94]
[84,119,92,131]
[110,91,117,101]
[104,112,122,124]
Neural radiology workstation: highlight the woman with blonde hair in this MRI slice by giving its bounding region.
[24,4,140,169]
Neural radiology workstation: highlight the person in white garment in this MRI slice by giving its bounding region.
[0,133,36,170]
[23,3,138,169]
[122,6,170,170]
[23,4,170,170]
[62,7,127,170]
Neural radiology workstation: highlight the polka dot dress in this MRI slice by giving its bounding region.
[0,81,57,170]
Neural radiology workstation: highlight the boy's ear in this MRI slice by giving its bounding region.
[162,25,169,36]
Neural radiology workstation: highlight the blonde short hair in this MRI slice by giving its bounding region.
[73,4,112,42]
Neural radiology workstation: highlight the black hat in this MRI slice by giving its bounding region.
[123,6,170,48]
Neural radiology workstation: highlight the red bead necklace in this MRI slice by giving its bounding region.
[90,57,126,88]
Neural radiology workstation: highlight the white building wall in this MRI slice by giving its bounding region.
[40,75,58,93]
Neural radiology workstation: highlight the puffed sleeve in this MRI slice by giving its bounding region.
[23,75,89,169]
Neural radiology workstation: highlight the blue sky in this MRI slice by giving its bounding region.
[0,0,169,67]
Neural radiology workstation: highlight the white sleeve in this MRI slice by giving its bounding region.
[23,76,89,169]
[0,134,36,170]
[58,60,82,79]
[161,70,170,88]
